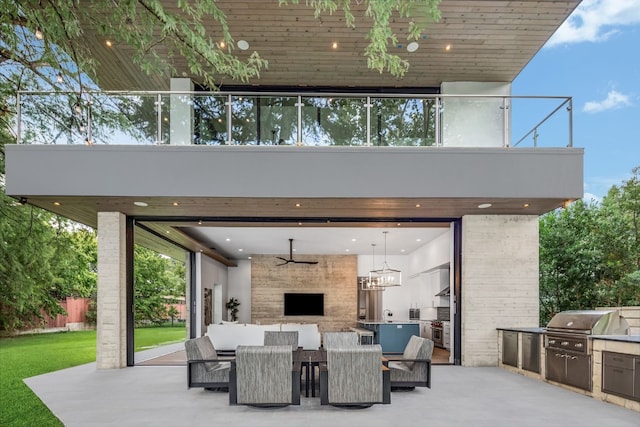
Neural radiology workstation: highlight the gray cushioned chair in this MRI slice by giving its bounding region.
[229,345,301,406]
[385,335,434,389]
[185,336,230,390]
[319,344,390,407]
[322,331,359,349]
[264,331,299,349]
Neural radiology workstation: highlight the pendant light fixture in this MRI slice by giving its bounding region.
[369,231,402,288]
[361,244,384,291]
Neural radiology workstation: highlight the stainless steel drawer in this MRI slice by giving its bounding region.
[604,352,634,370]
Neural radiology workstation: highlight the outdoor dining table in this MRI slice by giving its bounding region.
[293,348,326,397]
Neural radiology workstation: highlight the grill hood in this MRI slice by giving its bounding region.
[546,310,629,335]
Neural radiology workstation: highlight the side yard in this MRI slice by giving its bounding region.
[0,326,185,427]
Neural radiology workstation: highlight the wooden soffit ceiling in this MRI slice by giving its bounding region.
[88,0,580,91]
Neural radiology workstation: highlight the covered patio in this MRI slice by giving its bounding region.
[24,345,638,427]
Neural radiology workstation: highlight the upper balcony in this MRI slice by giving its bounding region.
[7,90,583,228]
[16,91,573,149]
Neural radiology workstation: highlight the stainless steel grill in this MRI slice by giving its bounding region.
[545,310,629,391]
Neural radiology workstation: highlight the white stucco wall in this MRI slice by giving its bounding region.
[461,215,539,366]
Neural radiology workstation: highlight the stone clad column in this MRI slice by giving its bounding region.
[96,212,128,369]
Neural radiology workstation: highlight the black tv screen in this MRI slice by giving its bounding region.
[284,293,324,316]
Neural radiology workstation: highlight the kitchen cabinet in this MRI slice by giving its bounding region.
[359,322,420,353]
[602,352,640,401]
[502,331,518,367]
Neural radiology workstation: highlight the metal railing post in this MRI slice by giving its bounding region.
[226,94,232,145]
[503,97,510,148]
[16,92,22,144]
[156,93,162,144]
[435,96,441,147]
[366,96,371,146]
[296,95,302,146]
[568,97,573,148]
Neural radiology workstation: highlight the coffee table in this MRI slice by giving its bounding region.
[293,349,326,397]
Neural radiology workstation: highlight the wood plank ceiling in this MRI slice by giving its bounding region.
[88,0,581,91]
[33,1,580,259]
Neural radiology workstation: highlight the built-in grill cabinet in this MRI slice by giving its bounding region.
[602,352,640,402]
[522,332,540,373]
[502,331,518,367]
[545,310,629,392]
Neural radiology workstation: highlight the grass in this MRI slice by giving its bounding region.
[0,325,186,427]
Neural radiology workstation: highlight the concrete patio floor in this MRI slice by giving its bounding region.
[25,344,639,427]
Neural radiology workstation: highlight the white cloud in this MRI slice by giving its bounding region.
[582,192,602,205]
[547,0,640,47]
[583,89,632,113]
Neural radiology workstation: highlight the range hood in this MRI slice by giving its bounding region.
[435,286,450,297]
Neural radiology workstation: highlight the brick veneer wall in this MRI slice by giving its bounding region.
[461,215,539,367]
[251,254,358,332]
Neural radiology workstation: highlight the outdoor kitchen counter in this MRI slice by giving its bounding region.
[590,334,640,343]
[496,327,545,334]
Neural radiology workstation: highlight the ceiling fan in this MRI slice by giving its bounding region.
[276,238,319,266]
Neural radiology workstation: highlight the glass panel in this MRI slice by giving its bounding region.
[229,96,298,145]
[90,93,158,145]
[441,96,506,147]
[370,98,436,146]
[301,96,366,146]
[510,97,571,148]
[193,94,227,145]
[19,93,158,144]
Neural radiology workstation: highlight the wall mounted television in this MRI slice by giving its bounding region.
[284,293,324,316]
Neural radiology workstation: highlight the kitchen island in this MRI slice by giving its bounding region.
[359,321,420,353]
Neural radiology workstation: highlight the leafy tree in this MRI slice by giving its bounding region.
[134,245,185,326]
[539,166,640,324]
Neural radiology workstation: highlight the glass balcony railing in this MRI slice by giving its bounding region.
[16,91,573,148]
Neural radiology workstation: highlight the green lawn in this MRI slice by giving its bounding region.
[0,326,186,427]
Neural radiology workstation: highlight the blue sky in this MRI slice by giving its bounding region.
[512,0,640,201]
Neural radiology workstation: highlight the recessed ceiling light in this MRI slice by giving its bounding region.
[401,249,406,253]
[351,238,357,242]
[225,238,231,242]
[238,248,243,252]
[444,44,452,51]
[523,203,530,208]
[332,42,338,49]
[415,204,421,208]
[219,40,226,49]
[172,202,179,206]
[416,238,422,242]
[407,42,419,52]
[248,256,252,260]
[166,230,170,234]
[134,201,148,207]
[295,203,301,207]
[298,222,302,226]
[53,201,61,206]
[237,40,249,50]
[397,223,401,226]
[105,40,113,47]
[478,203,492,209]
[198,220,203,225]
[345,249,350,252]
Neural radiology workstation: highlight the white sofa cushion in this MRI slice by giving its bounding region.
[281,323,321,350]
[207,323,279,351]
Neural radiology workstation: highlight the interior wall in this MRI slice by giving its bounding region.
[227,259,252,323]
[197,254,229,334]
[251,254,357,332]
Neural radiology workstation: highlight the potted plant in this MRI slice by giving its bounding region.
[225,297,240,322]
